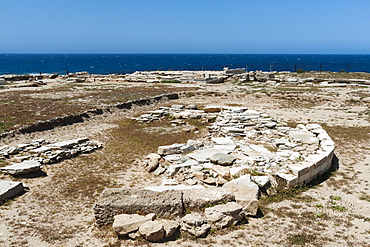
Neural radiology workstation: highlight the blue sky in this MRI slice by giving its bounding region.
[0,0,369,54]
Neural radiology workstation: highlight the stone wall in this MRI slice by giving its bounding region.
[0,93,179,140]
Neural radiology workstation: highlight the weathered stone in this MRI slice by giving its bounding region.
[112,213,155,236]
[289,131,319,145]
[251,176,271,188]
[205,202,245,229]
[193,171,206,180]
[211,137,234,145]
[145,153,161,173]
[181,213,211,237]
[94,188,183,226]
[144,184,204,192]
[211,165,231,178]
[202,177,216,185]
[0,160,41,175]
[187,148,229,163]
[158,143,184,155]
[182,187,234,210]
[204,106,222,113]
[159,219,179,238]
[139,221,165,242]
[223,175,260,216]
[0,180,25,202]
[210,153,236,166]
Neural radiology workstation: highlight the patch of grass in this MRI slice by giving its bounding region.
[322,124,370,146]
[330,195,342,200]
[359,194,370,202]
[331,205,347,212]
[286,232,316,246]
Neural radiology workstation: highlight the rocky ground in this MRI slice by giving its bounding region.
[1,78,370,246]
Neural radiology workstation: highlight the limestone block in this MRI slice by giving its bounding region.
[94,188,183,226]
[289,131,319,145]
[0,160,41,175]
[113,213,155,236]
[158,143,184,155]
[275,171,299,187]
[182,187,235,210]
[222,175,260,216]
[0,180,25,202]
[144,184,204,192]
[211,165,231,178]
[289,163,312,177]
[210,153,236,166]
[139,221,165,242]
[211,137,235,145]
[181,213,211,237]
[251,176,270,188]
[187,148,229,163]
[204,202,245,229]
[159,219,180,238]
[298,171,312,184]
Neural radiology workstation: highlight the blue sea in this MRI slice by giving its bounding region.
[0,54,369,75]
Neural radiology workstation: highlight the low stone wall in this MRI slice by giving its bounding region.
[275,124,335,187]
[0,93,179,140]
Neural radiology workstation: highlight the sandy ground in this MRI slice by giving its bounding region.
[1,81,370,247]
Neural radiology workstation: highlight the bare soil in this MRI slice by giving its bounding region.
[1,80,370,247]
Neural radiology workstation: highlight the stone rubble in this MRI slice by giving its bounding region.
[0,137,102,169]
[94,104,335,243]
[0,137,102,201]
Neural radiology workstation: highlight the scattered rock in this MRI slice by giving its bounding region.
[205,202,245,229]
[0,180,25,202]
[0,160,41,175]
[139,221,165,242]
[159,219,180,238]
[113,213,155,236]
[181,213,211,237]
[223,175,260,216]
[210,153,236,166]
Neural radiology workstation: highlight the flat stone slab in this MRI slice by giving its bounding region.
[94,188,184,226]
[113,213,155,236]
[210,153,236,166]
[187,148,230,163]
[182,187,235,210]
[0,160,41,175]
[0,180,25,202]
[144,184,204,192]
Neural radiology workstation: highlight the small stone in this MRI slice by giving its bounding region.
[159,219,179,238]
[210,153,236,166]
[139,221,165,242]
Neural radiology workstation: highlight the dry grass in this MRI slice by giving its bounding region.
[0,84,197,133]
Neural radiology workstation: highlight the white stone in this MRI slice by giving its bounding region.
[0,180,25,202]
[223,175,260,215]
[0,160,41,175]
[113,213,155,236]
[144,184,204,192]
[139,221,165,242]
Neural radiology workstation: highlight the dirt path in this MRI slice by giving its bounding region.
[1,82,370,247]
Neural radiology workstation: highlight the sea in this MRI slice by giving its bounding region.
[0,54,370,75]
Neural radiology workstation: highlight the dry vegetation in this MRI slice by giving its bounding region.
[0,83,197,132]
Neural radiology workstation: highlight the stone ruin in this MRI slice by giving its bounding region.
[93,104,335,242]
[0,138,102,202]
